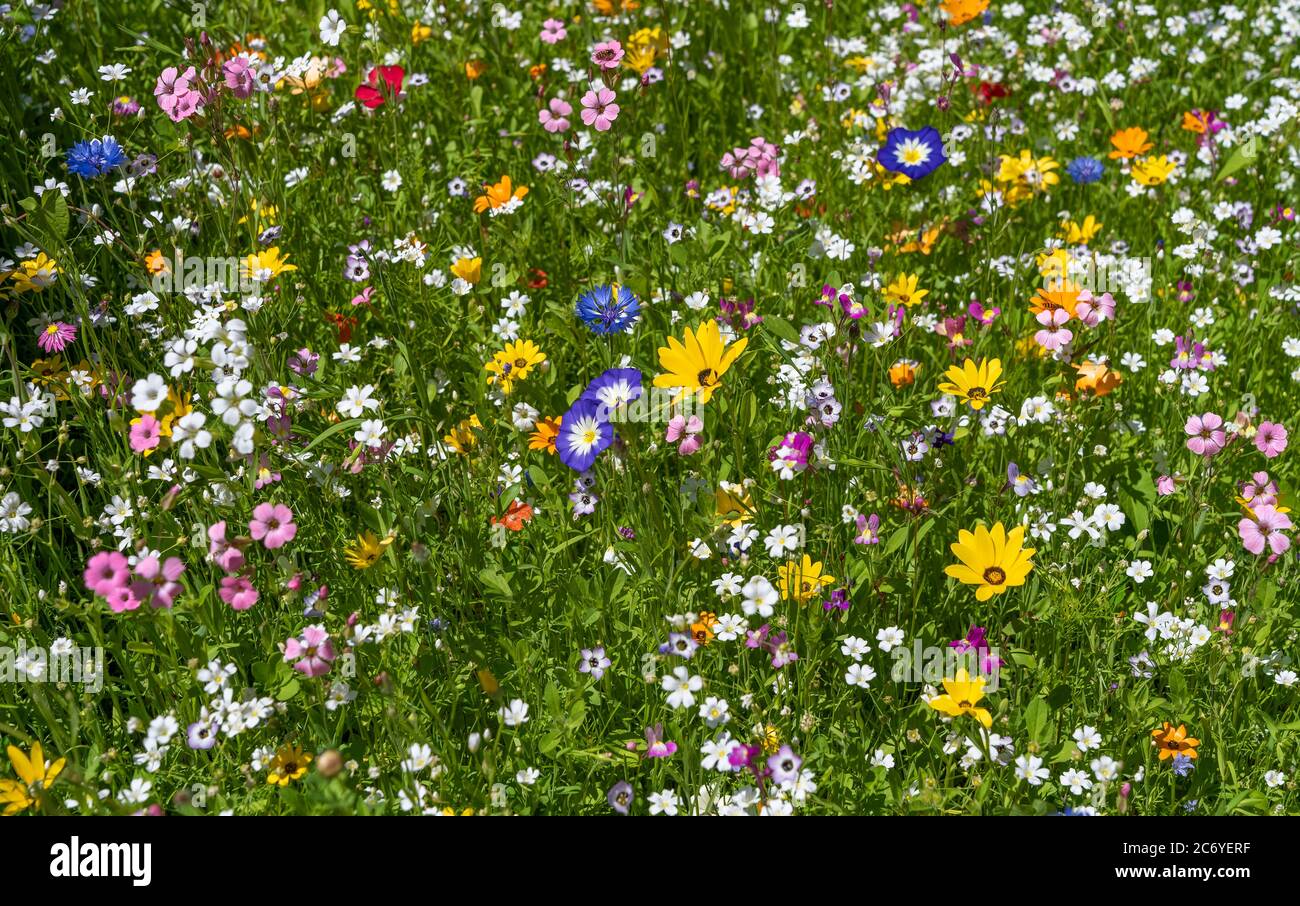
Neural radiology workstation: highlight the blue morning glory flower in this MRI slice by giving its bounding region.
[66,135,128,178]
[576,284,641,335]
[557,397,614,472]
[877,126,946,180]
[1066,156,1105,184]
[580,367,643,421]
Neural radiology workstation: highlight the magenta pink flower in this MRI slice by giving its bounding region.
[104,585,143,613]
[284,624,335,677]
[249,502,297,550]
[207,521,246,573]
[1254,421,1288,459]
[222,57,254,99]
[219,574,259,610]
[37,321,76,353]
[129,414,162,454]
[84,551,130,596]
[130,555,186,609]
[1184,412,1226,457]
[539,97,572,133]
[1033,308,1072,351]
[540,18,567,44]
[591,40,624,70]
[580,87,620,131]
[1156,474,1177,496]
[1239,504,1292,556]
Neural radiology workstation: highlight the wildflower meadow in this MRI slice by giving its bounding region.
[2,0,1300,820]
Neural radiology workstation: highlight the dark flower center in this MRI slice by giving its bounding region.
[983,566,1006,585]
[967,387,988,400]
[698,368,718,386]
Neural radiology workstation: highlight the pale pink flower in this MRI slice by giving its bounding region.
[1184,412,1226,457]
[1033,308,1073,351]
[284,625,335,677]
[580,87,619,131]
[539,97,572,133]
[1239,504,1292,556]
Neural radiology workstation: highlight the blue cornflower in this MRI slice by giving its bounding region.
[66,135,127,178]
[1066,156,1105,184]
[576,283,641,334]
[877,126,946,180]
[1172,753,1195,776]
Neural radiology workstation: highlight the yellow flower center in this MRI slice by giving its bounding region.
[983,566,1006,585]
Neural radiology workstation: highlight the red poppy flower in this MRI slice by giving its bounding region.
[974,81,1009,105]
[527,268,549,289]
[355,66,405,109]
[491,499,534,532]
[325,312,357,343]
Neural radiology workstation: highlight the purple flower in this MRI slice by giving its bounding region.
[607,780,634,814]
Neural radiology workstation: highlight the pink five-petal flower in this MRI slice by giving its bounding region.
[591,40,624,70]
[249,502,297,550]
[1184,412,1225,457]
[1255,421,1288,459]
[84,551,130,596]
[219,574,259,610]
[207,520,246,573]
[539,97,572,133]
[130,414,162,453]
[580,87,619,132]
[284,625,335,677]
[1033,307,1072,351]
[131,555,186,609]
[540,18,567,44]
[1239,504,1293,556]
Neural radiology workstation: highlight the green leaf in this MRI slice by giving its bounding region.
[1216,136,1259,182]
[1024,696,1050,744]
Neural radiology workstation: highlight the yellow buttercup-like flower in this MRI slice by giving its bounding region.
[1131,155,1177,187]
[0,741,66,815]
[884,272,928,307]
[485,339,546,395]
[652,319,748,405]
[266,744,313,786]
[8,253,60,293]
[450,256,482,284]
[344,530,396,569]
[937,357,1005,411]
[944,521,1035,601]
[927,669,993,728]
[241,247,297,281]
[776,555,835,603]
